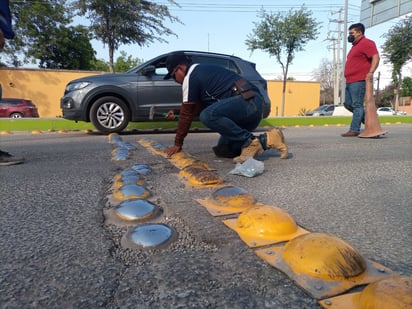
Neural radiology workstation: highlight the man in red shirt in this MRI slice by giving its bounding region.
[342,23,380,137]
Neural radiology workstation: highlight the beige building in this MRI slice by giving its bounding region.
[1,68,320,118]
[267,81,320,117]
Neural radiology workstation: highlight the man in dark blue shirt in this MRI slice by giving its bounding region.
[164,52,288,162]
[0,0,14,44]
[0,0,24,166]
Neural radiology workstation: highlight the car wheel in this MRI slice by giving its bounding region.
[10,113,23,118]
[90,96,130,134]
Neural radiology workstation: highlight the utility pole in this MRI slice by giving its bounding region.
[341,0,349,105]
[326,37,338,104]
[336,9,342,105]
[376,71,381,105]
[333,39,339,105]
[329,8,344,105]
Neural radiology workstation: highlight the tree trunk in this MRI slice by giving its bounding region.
[109,41,114,73]
[395,72,402,112]
[281,83,286,117]
[281,63,289,117]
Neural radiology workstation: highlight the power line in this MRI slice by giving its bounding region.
[156,1,360,13]
[12,0,360,14]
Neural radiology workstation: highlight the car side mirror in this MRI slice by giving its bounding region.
[140,65,156,76]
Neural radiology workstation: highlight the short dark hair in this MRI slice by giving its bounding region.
[349,23,365,35]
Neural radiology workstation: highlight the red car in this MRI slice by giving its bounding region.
[0,98,39,118]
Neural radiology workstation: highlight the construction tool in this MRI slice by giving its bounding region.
[149,106,179,120]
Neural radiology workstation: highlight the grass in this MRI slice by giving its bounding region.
[0,116,411,133]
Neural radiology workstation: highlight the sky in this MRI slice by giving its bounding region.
[88,0,410,88]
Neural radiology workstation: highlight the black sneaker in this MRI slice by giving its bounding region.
[0,150,25,166]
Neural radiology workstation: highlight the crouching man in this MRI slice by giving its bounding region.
[164,52,288,162]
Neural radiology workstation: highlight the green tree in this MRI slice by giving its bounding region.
[3,0,72,67]
[246,6,320,116]
[401,76,412,97]
[313,58,334,105]
[88,52,142,72]
[2,0,97,69]
[114,51,142,72]
[90,58,110,71]
[74,0,180,73]
[38,25,96,70]
[381,16,412,108]
[378,84,396,107]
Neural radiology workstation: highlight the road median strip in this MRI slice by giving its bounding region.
[1,116,411,132]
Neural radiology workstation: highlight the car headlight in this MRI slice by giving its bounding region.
[65,81,91,92]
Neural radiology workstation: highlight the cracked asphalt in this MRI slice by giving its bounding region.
[0,124,410,308]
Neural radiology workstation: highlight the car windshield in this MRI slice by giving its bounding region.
[126,55,167,74]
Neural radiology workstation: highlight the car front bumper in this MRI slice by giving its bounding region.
[61,96,87,121]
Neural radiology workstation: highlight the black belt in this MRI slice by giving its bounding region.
[231,79,255,100]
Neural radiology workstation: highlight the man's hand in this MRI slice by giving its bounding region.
[165,110,176,120]
[166,145,182,158]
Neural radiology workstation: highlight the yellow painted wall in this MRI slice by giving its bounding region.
[1,68,321,118]
[267,81,320,117]
[0,68,104,118]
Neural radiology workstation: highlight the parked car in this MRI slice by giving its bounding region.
[305,104,336,116]
[377,107,395,116]
[61,50,271,133]
[0,98,39,118]
[380,107,406,115]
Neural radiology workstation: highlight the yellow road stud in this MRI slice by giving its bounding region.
[319,276,412,308]
[223,205,309,247]
[107,133,119,142]
[186,169,223,186]
[196,186,257,216]
[212,186,256,207]
[137,138,154,147]
[255,233,396,299]
[179,165,209,178]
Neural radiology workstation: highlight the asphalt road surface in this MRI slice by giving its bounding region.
[0,124,411,308]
